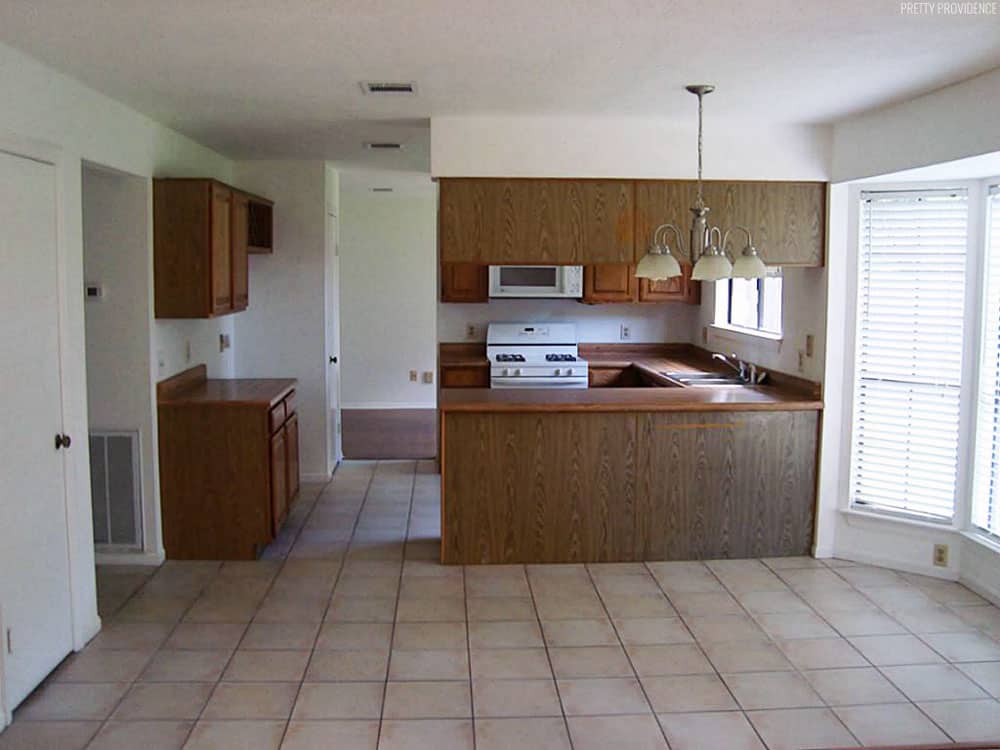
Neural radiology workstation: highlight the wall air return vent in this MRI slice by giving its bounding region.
[360,81,417,95]
[89,430,142,549]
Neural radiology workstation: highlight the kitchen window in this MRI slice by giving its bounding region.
[718,268,783,336]
[849,189,969,522]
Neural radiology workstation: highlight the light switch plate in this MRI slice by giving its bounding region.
[409,370,418,382]
[422,371,434,384]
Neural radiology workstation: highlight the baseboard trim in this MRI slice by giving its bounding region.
[302,472,333,483]
[95,549,165,567]
[831,547,959,581]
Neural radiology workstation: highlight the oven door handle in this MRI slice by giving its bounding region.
[490,376,588,389]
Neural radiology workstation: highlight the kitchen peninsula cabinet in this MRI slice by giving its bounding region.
[157,365,299,559]
[154,178,273,317]
[439,178,635,264]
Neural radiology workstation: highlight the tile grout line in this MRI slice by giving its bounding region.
[643,561,775,750]
[461,563,477,749]
[817,560,979,742]
[584,564,674,749]
[375,460,418,748]
[524,566,576,750]
[701,560,864,748]
[273,463,367,748]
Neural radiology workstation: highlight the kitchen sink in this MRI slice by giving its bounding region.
[663,371,747,387]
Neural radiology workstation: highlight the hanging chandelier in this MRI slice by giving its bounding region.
[635,84,767,282]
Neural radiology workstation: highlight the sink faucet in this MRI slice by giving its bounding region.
[711,352,765,384]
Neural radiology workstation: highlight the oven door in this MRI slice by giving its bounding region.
[488,266,583,298]
[490,376,589,389]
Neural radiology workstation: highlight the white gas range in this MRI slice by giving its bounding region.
[487,322,589,389]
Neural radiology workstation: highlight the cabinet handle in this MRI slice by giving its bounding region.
[330,356,338,364]
[54,433,71,450]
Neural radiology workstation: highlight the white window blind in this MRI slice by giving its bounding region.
[850,190,969,521]
[974,186,1000,537]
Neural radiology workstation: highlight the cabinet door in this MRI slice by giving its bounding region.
[583,264,637,303]
[231,191,249,311]
[269,426,288,536]
[285,411,300,502]
[441,262,488,303]
[440,179,634,264]
[638,262,700,304]
[210,183,233,315]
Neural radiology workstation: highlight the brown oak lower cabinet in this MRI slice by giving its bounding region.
[157,366,300,560]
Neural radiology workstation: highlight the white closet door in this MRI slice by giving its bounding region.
[0,150,73,709]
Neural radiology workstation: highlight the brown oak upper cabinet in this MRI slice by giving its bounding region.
[582,264,637,303]
[634,179,825,268]
[441,262,489,303]
[439,179,635,265]
[154,178,273,318]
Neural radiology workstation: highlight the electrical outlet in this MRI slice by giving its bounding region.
[805,334,815,358]
[409,370,418,382]
[466,324,478,340]
[218,333,231,353]
[422,371,434,384]
[797,350,805,372]
[702,326,708,345]
[184,339,192,363]
[933,543,949,567]
[620,324,632,341]
[156,349,165,374]
[6,627,12,654]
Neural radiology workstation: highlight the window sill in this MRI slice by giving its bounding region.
[708,323,783,346]
[840,506,956,533]
[960,529,1000,556]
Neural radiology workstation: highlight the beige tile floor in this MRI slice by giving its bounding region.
[3,459,1000,749]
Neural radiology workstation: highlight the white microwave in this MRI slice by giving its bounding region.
[488,265,583,298]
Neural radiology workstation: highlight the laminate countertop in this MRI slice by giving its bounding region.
[157,378,296,407]
[438,344,822,413]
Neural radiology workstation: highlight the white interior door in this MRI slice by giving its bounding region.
[327,211,342,465]
[0,150,74,710]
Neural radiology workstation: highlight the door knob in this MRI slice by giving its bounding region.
[54,433,71,450]
[330,356,338,364]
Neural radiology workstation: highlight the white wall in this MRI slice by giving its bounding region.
[82,166,163,556]
[340,187,438,409]
[230,161,332,480]
[0,40,234,647]
[432,116,832,180]
[439,300,698,344]
[831,69,1000,183]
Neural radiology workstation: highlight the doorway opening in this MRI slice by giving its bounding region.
[81,163,159,581]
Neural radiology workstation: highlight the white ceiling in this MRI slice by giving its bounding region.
[1,0,997,171]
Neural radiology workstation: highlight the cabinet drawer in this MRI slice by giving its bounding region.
[441,366,489,388]
[283,390,296,417]
[269,402,286,434]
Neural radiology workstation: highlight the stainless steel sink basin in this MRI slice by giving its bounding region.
[663,371,747,387]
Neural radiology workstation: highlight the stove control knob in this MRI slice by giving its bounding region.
[566,368,575,376]
[554,368,562,376]
[501,368,510,377]
[514,368,523,376]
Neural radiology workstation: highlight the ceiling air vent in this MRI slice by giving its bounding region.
[360,81,417,95]
[364,142,404,150]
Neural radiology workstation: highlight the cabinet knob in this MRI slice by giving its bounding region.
[330,356,338,364]
[54,433,71,450]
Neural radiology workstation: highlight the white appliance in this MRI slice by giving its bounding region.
[487,323,589,389]
[489,265,583,298]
